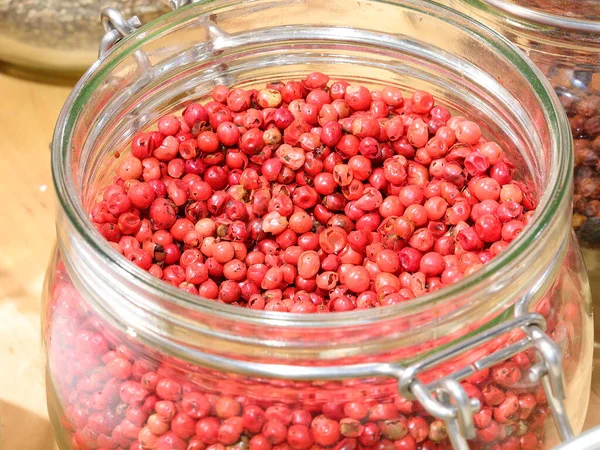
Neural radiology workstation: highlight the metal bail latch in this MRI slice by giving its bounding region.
[98,0,189,57]
[98,8,142,58]
[409,378,480,450]
[97,1,232,61]
[526,324,574,441]
[395,310,579,449]
[167,0,203,9]
[169,0,191,9]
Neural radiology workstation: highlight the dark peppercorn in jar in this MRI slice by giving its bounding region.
[44,1,593,449]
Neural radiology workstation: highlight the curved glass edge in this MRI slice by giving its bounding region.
[463,0,600,33]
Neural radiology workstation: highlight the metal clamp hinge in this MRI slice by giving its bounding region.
[168,0,194,9]
[97,0,190,59]
[99,8,142,58]
[97,2,231,60]
[395,312,575,449]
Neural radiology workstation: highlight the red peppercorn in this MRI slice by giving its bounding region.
[475,214,502,243]
[155,431,187,450]
[393,435,417,450]
[493,391,520,423]
[263,420,288,445]
[183,103,208,128]
[287,424,314,450]
[477,420,500,443]
[312,416,341,447]
[171,412,197,439]
[218,417,244,444]
[492,362,521,387]
[181,392,210,419]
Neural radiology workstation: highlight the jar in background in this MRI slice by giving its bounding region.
[440,0,600,341]
[0,0,170,77]
[441,0,600,249]
[44,0,593,449]
[498,0,600,20]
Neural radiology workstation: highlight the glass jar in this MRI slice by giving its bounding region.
[444,0,600,249]
[0,0,170,77]
[439,0,600,345]
[43,0,594,449]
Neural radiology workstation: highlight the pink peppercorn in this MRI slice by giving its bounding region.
[263,420,289,445]
[218,417,245,444]
[250,434,273,450]
[181,392,211,419]
[155,431,187,450]
[156,378,182,401]
[287,424,314,450]
[311,416,341,447]
[345,85,371,111]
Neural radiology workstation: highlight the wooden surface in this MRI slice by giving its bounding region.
[0,67,599,449]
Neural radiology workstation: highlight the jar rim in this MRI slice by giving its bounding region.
[471,0,600,33]
[51,0,573,330]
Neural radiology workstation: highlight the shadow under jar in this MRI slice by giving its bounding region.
[43,1,593,449]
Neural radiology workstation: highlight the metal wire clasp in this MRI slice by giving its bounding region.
[97,1,231,60]
[527,325,574,441]
[396,311,574,449]
[98,8,142,58]
[167,0,197,9]
[98,0,191,58]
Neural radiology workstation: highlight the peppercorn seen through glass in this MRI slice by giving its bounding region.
[49,73,554,450]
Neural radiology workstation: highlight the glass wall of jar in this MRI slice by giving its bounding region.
[438,0,600,337]
[44,1,593,449]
